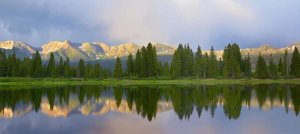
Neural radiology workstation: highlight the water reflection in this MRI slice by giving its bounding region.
[0,84,299,121]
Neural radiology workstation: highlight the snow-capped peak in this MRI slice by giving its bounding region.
[41,41,73,53]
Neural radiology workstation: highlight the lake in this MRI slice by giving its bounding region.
[0,84,300,134]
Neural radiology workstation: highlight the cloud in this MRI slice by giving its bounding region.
[98,0,171,44]
[213,0,256,21]
[97,0,258,47]
[0,0,299,49]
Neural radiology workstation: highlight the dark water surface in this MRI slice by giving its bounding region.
[1,84,300,134]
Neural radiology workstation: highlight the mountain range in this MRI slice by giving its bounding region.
[0,40,299,65]
[0,40,175,61]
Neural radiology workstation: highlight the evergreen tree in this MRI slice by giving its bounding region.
[0,50,7,77]
[184,44,194,77]
[113,57,123,78]
[193,46,203,79]
[208,46,218,78]
[146,43,158,77]
[57,56,64,77]
[94,62,101,78]
[218,57,224,76]
[170,44,194,78]
[162,62,170,76]
[47,53,56,77]
[20,57,31,77]
[42,64,47,77]
[255,53,268,79]
[290,47,300,77]
[140,46,147,77]
[101,68,112,79]
[32,51,43,77]
[153,46,159,76]
[157,61,163,76]
[134,50,142,76]
[243,53,252,77]
[195,46,202,59]
[200,53,209,78]
[78,59,85,77]
[278,57,283,75]
[6,54,12,76]
[84,63,92,79]
[223,43,241,78]
[268,54,278,79]
[282,50,289,78]
[10,52,19,76]
[234,43,243,69]
[126,53,134,76]
[170,45,182,78]
[64,57,71,78]
[135,43,159,77]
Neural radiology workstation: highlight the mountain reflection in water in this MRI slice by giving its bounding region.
[1,84,299,121]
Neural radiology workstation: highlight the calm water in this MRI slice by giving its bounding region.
[0,84,300,134]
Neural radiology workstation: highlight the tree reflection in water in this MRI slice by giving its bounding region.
[0,84,300,121]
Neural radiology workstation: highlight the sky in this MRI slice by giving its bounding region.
[0,0,300,49]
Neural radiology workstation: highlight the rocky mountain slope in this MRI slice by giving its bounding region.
[0,41,36,58]
[204,43,300,66]
[0,40,175,61]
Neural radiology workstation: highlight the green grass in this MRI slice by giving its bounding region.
[0,77,300,86]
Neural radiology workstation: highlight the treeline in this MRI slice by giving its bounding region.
[0,51,111,78]
[0,42,300,79]
[113,43,162,78]
[121,43,300,79]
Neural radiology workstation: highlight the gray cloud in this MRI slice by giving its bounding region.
[0,0,299,49]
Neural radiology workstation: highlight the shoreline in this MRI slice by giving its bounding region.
[0,77,300,86]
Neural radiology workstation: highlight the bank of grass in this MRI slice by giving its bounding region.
[0,77,300,86]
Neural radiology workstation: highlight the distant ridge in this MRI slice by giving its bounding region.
[206,43,300,67]
[0,40,299,64]
[0,40,176,61]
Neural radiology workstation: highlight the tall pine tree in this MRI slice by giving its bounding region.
[193,46,203,79]
[32,51,43,77]
[113,57,123,78]
[170,44,194,78]
[10,52,19,77]
[223,43,242,78]
[20,57,31,77]
[200,53,209,78]
[78,59,85,77]
[170,44,183,78]
[57,56,64,77]
[126,53,134,76]
[140,46,147,77]
[208,46,218,78]
[64,57,71,78]
[146,43,158,77]
[47,52,56,77]
[0,50,7,77]
[162,62,170,76]
[94,62,101,78]
[278,57,283,76]
[268,54,278,79]
[134,49,142,76]
[282,50,289,78]
[243,53,252,77]
[255,53,268,79]
[290,47,300,77]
